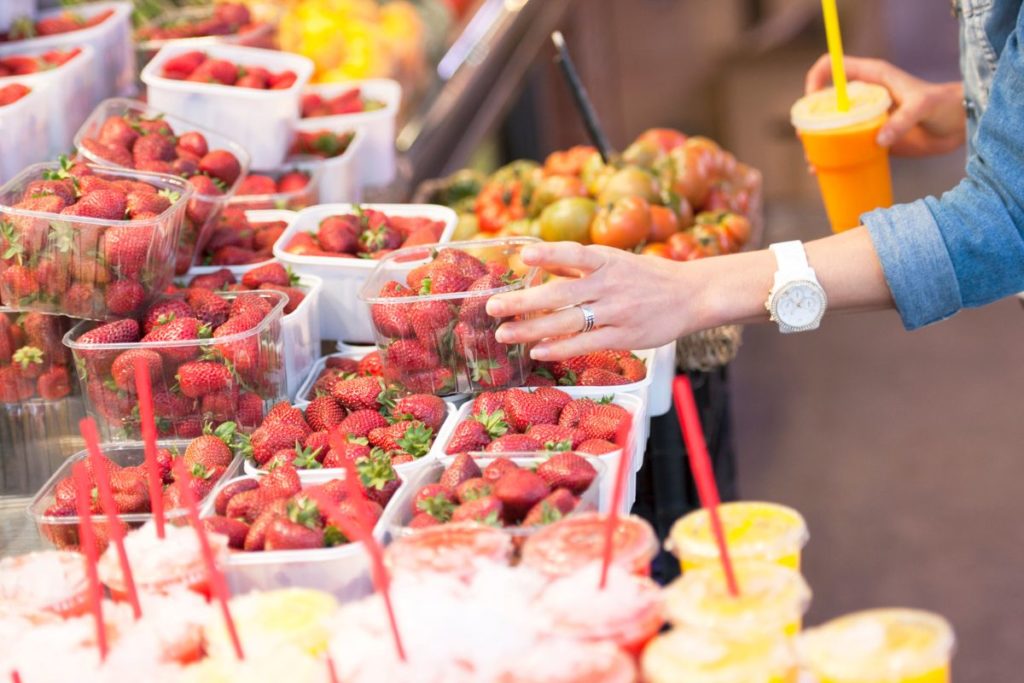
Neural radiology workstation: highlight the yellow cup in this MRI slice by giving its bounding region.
[799,608,955,683]
[641,627,798,683]
[663,561,811,639]
[791,81,893,232]
[668,501,809,573]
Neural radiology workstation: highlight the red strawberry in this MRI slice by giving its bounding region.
[141,316,207,363]
[265,516,324,550]
[214,477,259,516]
[451,496,502,524]
[418,262,471,295]
[456,273,506,326]
[202,516,248,549]
[576,439,619,455]
[76,319,140,345]
[183,422,237,470]
[469,357,515,389]
[199,150,242,185]
[241,262,291,289]
[322,439,370,469]
[177,360,232,398]
[305,395,346,431]
[277,171,309,193]
[413,483,455,509]
[132,134,176,164]
[384,338,438,373]
[526,424,583,450]
[533,386,573,411]
[317,215,359,253]
[408,512,443,528]
[37,366,72,400]
[110,348,162,392]
[578,403,630,442]
[237,391,264,427]
[225,488,261,522]
[265,402,312,430]
[259,462,302,501]
[186,287,230,327]
[470,391,506,418]
[370,281,414,338]
[409,299,453,348]
[578,368,631,386]
[104,279,145,316]
[173,463,223,504]
[188,268,236,290]
[11,346,44,379]
[484,434,541,453]
[482,456,519,481]
[438,453,482,490]
[265,443,322,471]
[452,321,498,358]
[189,58,238,85]
[455,477,493,503]
[1,265,39,300]
[110,467,150,513]
[143,299,194,334]
[400,367,455,395]
[536,452,598,495]
[368,420,433,458]
[243,499,289,551]
[522,488,578,527]
[445,420,490,454]
[493,468,549,522]
[303,430,331,457]
[162,50,206,79]
[98,115,139,149]
[335,409,388,438]
[229,292,272,319]
[103,224,154,278]
[391,394,447,432]
[248,422,309,466]
[618,355,647,382]
[503,390,560,432]
[552,353,620,384]
[355,449,402,507]
[558,399,601,429]
[357,351,383,377]
[177,131,209,158]
[75,190,128,220]
[236,174,277,195]
[435,248,487,280]
[0,366,35,402]
[331,376,386,412]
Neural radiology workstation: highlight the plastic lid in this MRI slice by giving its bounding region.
[206,588,338,659]
[641,627,796,683]
[668,501,808,562]
[799,608,956,680]
[791,81,892,131]
[521,512,658,576]
[663,561,811,635]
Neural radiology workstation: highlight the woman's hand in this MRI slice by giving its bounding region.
[805,54,965,157]
[486,242,706,361]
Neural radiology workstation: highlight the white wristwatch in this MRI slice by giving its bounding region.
[765,241,828,333]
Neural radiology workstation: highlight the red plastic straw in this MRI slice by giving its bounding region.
[172,459,244,660]
[673,375,740,596]
[10,671,21,683]
[326,655,341,683]
[71,462,108,660]
[79,418,142,619]
[599,406,634,589]
[134,356,165,538]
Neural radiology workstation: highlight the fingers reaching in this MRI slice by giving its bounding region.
[805,54,835,94]
[487,276,591,318]
[877,93,928,147]
[530,327,624,362]
[519,241,608,274]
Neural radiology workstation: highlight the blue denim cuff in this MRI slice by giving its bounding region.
[862,200,963,330]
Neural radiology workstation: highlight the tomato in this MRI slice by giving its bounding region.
[441,169,486,207]
[543,145,597,177]
[640,242,670,258]
[580,153,613,196]
[719,213,751,248]
[501,219,542,238]
[666,231,701,261]
[539,197,596,243]
[474,180,527,233]
[597,166,660,205]
[591,196,650,250]
[636,128,687,153]
[529,174,588,216]
[648,205,680,242]
[490,160,540,184]
[452,212,479,241]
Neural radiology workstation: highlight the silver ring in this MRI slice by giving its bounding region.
[578,304,596,333]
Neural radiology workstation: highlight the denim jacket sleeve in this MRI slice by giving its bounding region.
[861,2,1024,330]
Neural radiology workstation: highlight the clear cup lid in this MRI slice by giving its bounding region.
[668,501,809,562]
[791,81,892,131]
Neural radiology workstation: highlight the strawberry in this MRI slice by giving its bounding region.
[317,215,359,253]
[243,499,289,551]
[202,516,248,549]
[368,421,433,458]
[236,175,277,195]
[162,51,206,79]
[326,355,360,372]
[260,284,305,314]
[401,367,455,394]
[303,430,331,457]
[526,424,583,450]
[470,391,506,418]
[229,292,272,319]
[143,299,194,334]
[76,319,140,346]
[214,477,259,516]
[522,489,578,527]
[408,512,443,528]
[189,58,238,85]
[305,395,346,431]
[552,353,620,384]
[132,133,176,164]
[265,402,312,430]
[201,387,239,422]
[370,281,414,338]
[322,439,370,469]
[451,496,503,525]
[259,462,302,501]
[493,468,549,522]
[536,452,598,495]
[558,399,602,429]
[356,449,402,507]
[409,298,453,348]
[469,357,515,389]
[37,366,72,400]
[198,150,242,185]
[331,376,387,412]
[576,439,619,455]
[438,452,481,490]
[265,516,324,551]
[484,434,541,453]
[247,422,309,466]
[435,248,487,280]
[241,262,292,289]
[103,224,154,278]
[578,368,631,386]
[265,443,322,470]
[110,467,150,513]
[104,279,146,316]
[174,463,223,504]
[578,403,630,442]
[186,288,230,327]
[110,348,162,392]
[154,448,176,483]
[444,420,490,454]
[277,171,309,193]
[183,422,237,470]
[11,346,44,379]
[482,456,519,481]
[533,386,573,412]
[418,262,471,295]
[335,409,388,438]
[0,366,34,402]
[618,354,647,382]
[1,265,39,300]
[188,268,236,290]
[391,394,447,431]
[384,338,438,372]
[225,488,261,522]
[457,273,507,326]
[141,316,207,363]
[503,390,560,432]
[237,391,264,427]
[177,360,232,398]
[413,483,455,509]
[75,190,128,220]
[177,131,209,158]
[455,477,492,503]
[97,115,140,148]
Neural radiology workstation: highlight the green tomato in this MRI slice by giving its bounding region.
[490,160,541,185]
[442,169,486,206]
[452,213,479,241]
[501,218,541,238]
[539,197,597,243]
[597,166,661,205]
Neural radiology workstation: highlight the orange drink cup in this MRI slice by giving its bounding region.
[641,627,799,683]
[663,561,811,639]
[668,501,809,573]
[799,608,955,683]
[791,81,893,232]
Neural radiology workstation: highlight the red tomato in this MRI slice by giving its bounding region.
[636,128,687,153]
[543,145,598,177]
[648,205,681,242]
[640,242,671,258]
[591,196,651,250]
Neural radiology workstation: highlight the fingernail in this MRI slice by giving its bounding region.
[521,245,540,262]
[494,327,510,343]
[486,298,503,316]
[530,346,549,361]
[877,129,893,146]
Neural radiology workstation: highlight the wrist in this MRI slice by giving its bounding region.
[687,250,776,329]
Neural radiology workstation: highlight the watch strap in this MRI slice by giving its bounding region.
[769,240,811,277]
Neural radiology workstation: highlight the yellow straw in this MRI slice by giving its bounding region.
[821,0,850,111]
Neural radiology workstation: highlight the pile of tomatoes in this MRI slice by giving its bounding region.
[427,128,758,261]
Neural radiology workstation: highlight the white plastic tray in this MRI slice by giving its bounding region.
[0,82,49,184]
[281,274,322,400]
[435,392,646,513]
[141,43,314,168]
[297,78,401,187]
[186,209,297,277]
[0,2,134,99]
[204,470,405,601]
[648,340,677,416]
[272,203,457,343]
[290,127,364,204]
[0,0,34,34]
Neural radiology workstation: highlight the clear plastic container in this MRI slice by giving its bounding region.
[0,82,48,185]
[64,290,288,440]
[276,203,457,343]
[0,310,83,496]
[520,511,660,579]
[648,340,676,417]
[203,471,405,601]
[0,0,34,34]
[0,2,135,99]
[0,45,97,159]
[279,273,322,400]
[293,345,376,407]
[290,128,364,204]
[359,237,541,392]
[134,4,279,69]
[227,164,323,212]
[0,161,194,319]
[298,79,401,187]
[141,43,314,168]
[28,440,242,552]
[73,97,251,273]
[641,627,799,683]
[385,521,514,580]
[187,209,296,276]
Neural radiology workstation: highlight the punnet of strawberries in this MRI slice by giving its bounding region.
[197,208,287,266]
[0,311,75,403]
[525,350,648,387]
[0,83,30,107]
[0,159,192,319]
[299,350,383,402]
[159,50,299,90]
[36,426,241,552]
[228,170,314,211]
[361,240,540,394]
[301,87,385,117]
[404,451,602,531]
[0,47,83,77]
[66,289,287,440]
[1,8,115,42]
[444,388,629,456]
[283,207,445,260]
[76,103,249,274]
[290,130,355,159]
[203,459,400,552]
[181,262,307,315]
[136,3,261,43]
[242,381,448,472]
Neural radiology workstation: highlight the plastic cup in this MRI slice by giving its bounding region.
[799,608,955,683]
[0,551,91,620]
[663,561,811,639]
[520,512,659,578]
[641,627,798,683]
[385,522,513,580]
[668,501,809,573]
[501,640,638,683]
[791,81,893,232]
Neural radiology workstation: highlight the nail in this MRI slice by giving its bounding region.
[877,129,893,146]
[486,298,503,316]
[521,245,541,262]
[530,346,549,361]
[494,327,510,344]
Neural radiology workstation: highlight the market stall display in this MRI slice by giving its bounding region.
[134,2,278,67]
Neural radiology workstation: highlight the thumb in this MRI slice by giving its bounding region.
[877,95,927,147]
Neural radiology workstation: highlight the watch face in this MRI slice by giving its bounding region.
[775,282,825,329]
